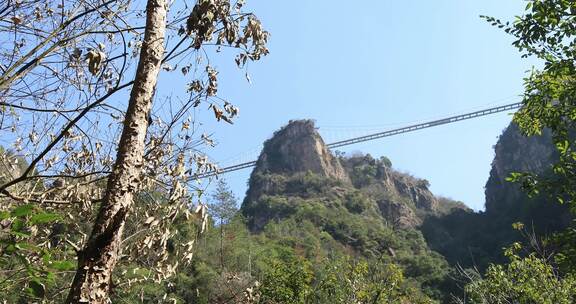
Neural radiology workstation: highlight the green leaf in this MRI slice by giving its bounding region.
[5,243,17,254]
[0,211,10,220]
[15,242,40,252]
[512,222,525,230]
[30,212,61,225]
[42,252,52,265]
[49,260,76,271]
[10,218,25,232]
[505,172,522,182]
[11,204,34,217]
[45,271,56,284]
[10,231,31,238]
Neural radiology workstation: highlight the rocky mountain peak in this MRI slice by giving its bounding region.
[252,119,348,181]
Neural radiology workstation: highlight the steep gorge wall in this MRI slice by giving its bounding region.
[485,124,565,219]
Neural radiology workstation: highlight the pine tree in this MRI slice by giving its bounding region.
[209,179,238,272]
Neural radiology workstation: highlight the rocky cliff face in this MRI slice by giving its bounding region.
[340,154,460,228]
[252,119,348,180]
[484,122,572,235]
[244,120,346,204]
[485,123,556,214]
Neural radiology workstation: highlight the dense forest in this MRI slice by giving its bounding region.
[1,0,576,303]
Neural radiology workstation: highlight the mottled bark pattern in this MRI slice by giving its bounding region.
[66,0,167,303]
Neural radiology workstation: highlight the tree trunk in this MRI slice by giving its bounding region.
[220,218,224,273]
[65,0,167,302]
[248,235,252,276]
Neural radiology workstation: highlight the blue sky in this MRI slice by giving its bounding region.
[169,1,538,211]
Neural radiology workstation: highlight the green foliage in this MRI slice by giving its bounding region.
[284,171,342,196]
[343,154,383,188]
[465,249,576,304]
[552,222,576,273]
[311,257,432,304]
[0,203,74,302]
[259,256,313,303]
[379,156,393,168]
[343,191,370,214]
[189,214,437,303]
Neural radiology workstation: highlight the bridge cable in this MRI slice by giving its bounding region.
[193,102,523,179]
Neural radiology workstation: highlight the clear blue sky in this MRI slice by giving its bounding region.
[163,1,538,211]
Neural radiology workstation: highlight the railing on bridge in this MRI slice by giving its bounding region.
[327,102,522,148]
[194,102,523,179]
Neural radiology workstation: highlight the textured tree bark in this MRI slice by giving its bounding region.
[65,0,167,302]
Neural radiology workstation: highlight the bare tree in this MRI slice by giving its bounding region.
[65,0,168,301]
[0,0,268,302]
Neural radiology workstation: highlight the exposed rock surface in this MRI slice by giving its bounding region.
[394,174,439,211]
[485,123,556,214]
[376,198,420,228]
[483,123,571,231]
[252,119,348,180]
[340,154,454,228]
[244,120,347,204]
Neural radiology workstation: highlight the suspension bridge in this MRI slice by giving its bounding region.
[195,102,523,179]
